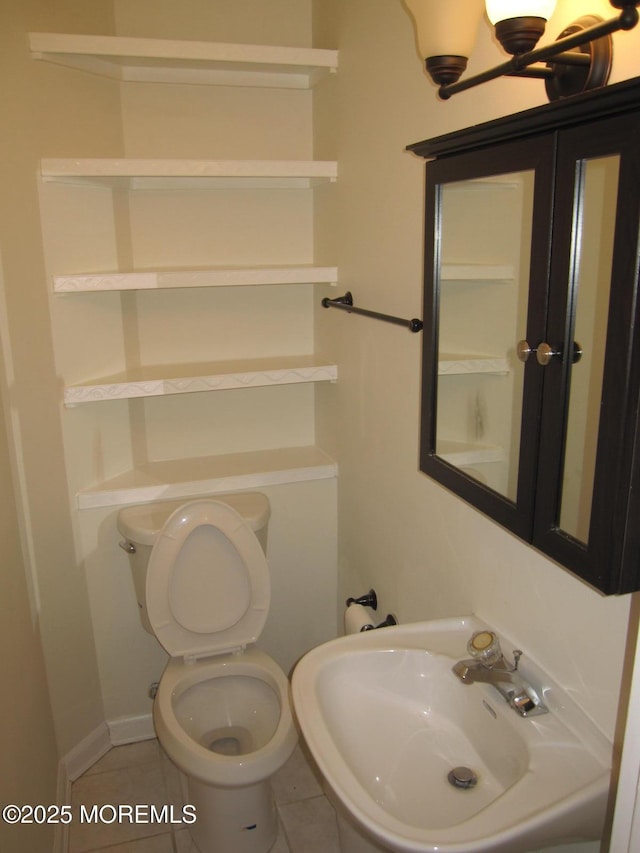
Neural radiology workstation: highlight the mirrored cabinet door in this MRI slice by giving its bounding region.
[415,79,640,594]
[534,111,640,593]
[421,135,555,540]
[557,155,618,543]
[436,172,532,501]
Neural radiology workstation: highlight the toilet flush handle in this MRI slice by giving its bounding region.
[119,540,136,554]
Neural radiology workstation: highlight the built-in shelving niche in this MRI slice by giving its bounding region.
[29,32,338,89]
[55,262,340,407]
[53,265,338,293]
[40,158,338,190]
[76,446,338,510]
[36,31,341,508]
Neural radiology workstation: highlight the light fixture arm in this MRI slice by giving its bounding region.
[438,1,638,100]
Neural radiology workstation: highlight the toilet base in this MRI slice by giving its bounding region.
[182,772,278,853]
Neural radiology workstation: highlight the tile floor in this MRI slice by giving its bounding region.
[68,738,341,853]
[67,738,604,853]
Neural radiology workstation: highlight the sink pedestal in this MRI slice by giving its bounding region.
[328,789,391,853]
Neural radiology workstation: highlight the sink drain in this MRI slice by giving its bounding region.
[447,766,478,789]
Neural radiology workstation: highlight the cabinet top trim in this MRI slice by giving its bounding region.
[408,75,640,159]
[29,32,338,89]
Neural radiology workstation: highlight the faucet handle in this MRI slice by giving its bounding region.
[467,630,503,667]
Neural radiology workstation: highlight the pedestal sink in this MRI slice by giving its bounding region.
[291,616,612,853]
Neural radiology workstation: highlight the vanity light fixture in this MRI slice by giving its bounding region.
[402,0,639,101]
[486,0,559,54]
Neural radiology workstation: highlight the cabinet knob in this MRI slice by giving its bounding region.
[536,342,561,366]
[517,340,583,365]
[536,341,583,366]
[516,340,535,363]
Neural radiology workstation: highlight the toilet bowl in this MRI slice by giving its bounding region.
[117,494,298,853]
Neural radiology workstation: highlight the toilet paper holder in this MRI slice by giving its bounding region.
[345,589,398,631]
[363,613,398,631]
[346,588,378,610]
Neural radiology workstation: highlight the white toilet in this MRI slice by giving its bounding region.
[116,493,298,853]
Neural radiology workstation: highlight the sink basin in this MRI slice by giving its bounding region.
[292,616,612,853]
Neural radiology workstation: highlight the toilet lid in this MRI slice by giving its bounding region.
[145,500,270,659]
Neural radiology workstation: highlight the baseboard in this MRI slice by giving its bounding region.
[53,760,72,853]
[53,715,155,853]
[107,712,155,746]
[63,721,112,783]
[55,722,111,853]
[57,713,155,787]
[54,715,155,852]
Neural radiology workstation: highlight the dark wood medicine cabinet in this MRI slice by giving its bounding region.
[408,77,640,595]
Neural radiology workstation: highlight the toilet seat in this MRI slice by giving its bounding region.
[146,499,270,660]
[154,648,298,788]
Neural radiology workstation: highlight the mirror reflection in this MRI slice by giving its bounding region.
[559,155,619,542]
[435,171,535,501]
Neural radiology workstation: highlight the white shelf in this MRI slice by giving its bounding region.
[54,265,338,293]
[64,356,338,405]
[39,35,340,505]
[40,158,338,190]
[76,445,338,509]
[440,264,514,283]
[438,354,510,376]
[29,32,338,89]
[437,440,504,467]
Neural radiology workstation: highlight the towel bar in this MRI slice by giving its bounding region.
[321,291,423,333]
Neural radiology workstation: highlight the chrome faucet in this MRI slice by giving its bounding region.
[453,630,548,717]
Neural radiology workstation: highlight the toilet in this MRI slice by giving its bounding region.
[116,493,298,853]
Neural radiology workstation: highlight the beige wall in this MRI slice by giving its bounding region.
[313,0,640,750]
[0,0,118,762]
[0,273,58,852]
[2,4,640,849]
[113,0,311,45]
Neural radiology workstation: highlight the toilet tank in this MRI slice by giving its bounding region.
[116,493,271,635]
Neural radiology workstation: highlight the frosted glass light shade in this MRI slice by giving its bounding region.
[485,0,557,25]
[486,0,556,53]
[402,0,485,60]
